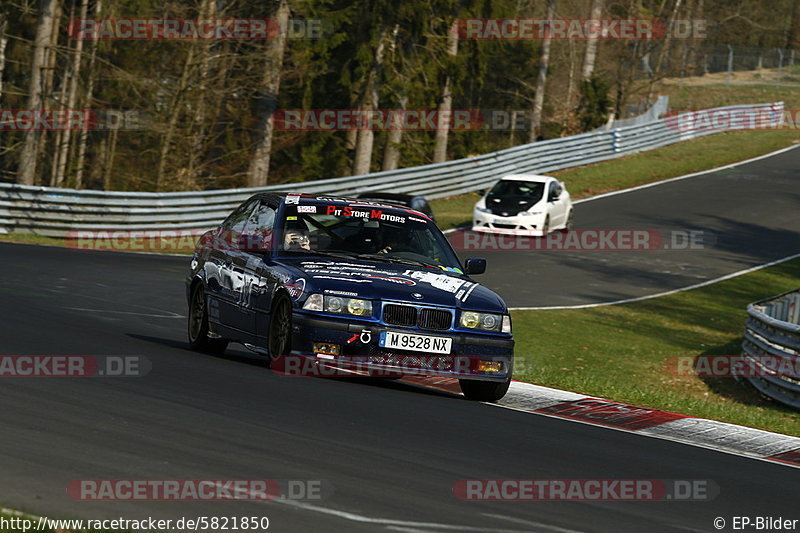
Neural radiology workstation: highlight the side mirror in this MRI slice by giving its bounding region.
[476,189,486,196]
[464,257,487,275]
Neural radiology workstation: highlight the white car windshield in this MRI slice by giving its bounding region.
[489,180,545,200]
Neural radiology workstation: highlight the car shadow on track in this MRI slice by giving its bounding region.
[126,333,463,400]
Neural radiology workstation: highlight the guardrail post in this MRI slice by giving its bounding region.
[612,129,621,153]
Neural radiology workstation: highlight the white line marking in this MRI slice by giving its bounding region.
[265,498,528,532]
[64,307,185,318]
[486,400,800,471]
[509,252,800,310]
[483,513,586,533]
[571,143,800,205]
[442,144,800,235]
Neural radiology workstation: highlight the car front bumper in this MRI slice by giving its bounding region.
[286,312,514,382]
[472,209,546,236]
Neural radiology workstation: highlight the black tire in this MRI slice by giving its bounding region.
[266,293,292,367]
[562,210,574,233]
[459,378,511,402]
[542,216,550,235]
[188,282,229,354]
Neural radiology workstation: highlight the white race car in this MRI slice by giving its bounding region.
[472,174,573,236]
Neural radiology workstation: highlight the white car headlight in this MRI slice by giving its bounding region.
[475,205,491,213]
[303,294,372,317]
[459,311,508,332]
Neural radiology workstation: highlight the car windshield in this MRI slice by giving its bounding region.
[279,205,461,270]
[488,179,545,200]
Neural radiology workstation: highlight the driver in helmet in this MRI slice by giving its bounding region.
[284,226,311,251]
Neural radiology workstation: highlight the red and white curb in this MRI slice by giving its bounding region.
[401,377,800,469]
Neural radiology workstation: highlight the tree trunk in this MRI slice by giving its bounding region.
[352,27,388,176]
[246,0,291,188]
[18,0,57,186]
[654,0,683,75]
[103,128,118,190]
[788,0,800,50]
[382,95,406,171]
[156,44,197,190]
[581,0,604,81]
[433,21,458,163]
[188,0,216,183]
[0,16,8,103]
[75,0,101,189]
[529,0,556,143]
[48,60,69,186]
[53,0,88,187]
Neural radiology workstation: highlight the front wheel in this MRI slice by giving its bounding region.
[188,283,229,354]
[266,294,292,367]
[459,378,511,402]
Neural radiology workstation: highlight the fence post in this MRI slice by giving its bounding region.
[612,129,621,153]
[726,45,734,86]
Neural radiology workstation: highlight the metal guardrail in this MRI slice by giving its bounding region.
[742,289,800,410]
[0,101,783,237]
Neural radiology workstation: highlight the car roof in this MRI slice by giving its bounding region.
[250,192,432,218]
[355,191,419,203]
[496,174,554,183]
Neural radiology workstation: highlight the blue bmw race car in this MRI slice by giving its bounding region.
[186,193,514,401]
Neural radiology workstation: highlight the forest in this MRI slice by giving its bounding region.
[0,0,797,192]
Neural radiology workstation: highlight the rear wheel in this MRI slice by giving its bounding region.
[562,210,574,232]
[266,294,292,367]
[188,283,228,354]
[459,378,511,402]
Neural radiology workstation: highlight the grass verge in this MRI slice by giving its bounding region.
[430,129,800,230]
[511,258,800,437]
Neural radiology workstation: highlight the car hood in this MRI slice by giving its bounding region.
[277,256,507,312]
[484,194,543,216]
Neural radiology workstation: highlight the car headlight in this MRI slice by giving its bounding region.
[522,211,542,216]
[460,311,508,332]
[302,294,372,317]
[475,206,491,213]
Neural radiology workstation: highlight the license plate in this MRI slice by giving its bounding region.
[379,331,453,354]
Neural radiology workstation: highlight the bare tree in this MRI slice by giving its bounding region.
[581,0,604,81]
[188,0,217,182]
[247,0,291,188]
[382,95,406,170]
[0,15,8,103]
[654,0,684,74]
[18,0,58,185]
[788,0,800,49]
[433,20,458,163]
[352,27,389,176]
[529,0,556,143]
[75,0,101,189]
[53,0,89,187]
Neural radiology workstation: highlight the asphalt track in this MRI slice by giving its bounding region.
[1,147,799,532]
[451,145,800,307]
